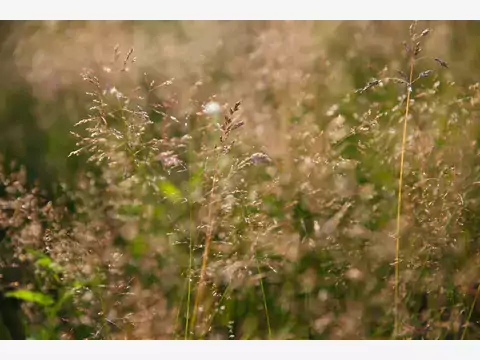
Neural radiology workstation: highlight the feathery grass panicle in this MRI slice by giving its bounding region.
[3,21,480,340]
[355,22,450,338]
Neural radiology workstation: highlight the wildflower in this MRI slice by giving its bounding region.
[203,101,221,115]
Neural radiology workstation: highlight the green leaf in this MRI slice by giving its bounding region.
[158,180,182,203]
[35,257,63,274]
[119,203,143,217]
[25,248,64,274]
[6,290,55,307]
[130,235,147,259]
[189,167,203,187]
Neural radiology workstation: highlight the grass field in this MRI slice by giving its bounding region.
[1,20,480,340]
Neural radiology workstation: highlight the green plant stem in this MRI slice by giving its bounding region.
[394,51,415,338]
[175,276,187,338]
[257,258,271,338]
[203,282,231,337]
[190,157,220,337]
[461,283,480,340]
[185,119,195,340]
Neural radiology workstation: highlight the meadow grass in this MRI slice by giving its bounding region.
[1,21,480,340]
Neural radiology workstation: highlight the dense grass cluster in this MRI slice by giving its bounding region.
[1,20,480,339]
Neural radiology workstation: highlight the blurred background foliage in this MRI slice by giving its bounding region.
[1,20,480,339]
[2,20,480,189]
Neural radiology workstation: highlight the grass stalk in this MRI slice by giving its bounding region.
[184,117,195,340]
[394,46,415,338]
[461,283,480,340]
[256,258,272,338]
[189,159,220,337]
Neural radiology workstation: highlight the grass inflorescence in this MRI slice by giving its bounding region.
[2,21,480,340]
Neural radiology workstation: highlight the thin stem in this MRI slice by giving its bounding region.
[205,283,231,334]
[190,157,220,336]
[184,251,192,339]
[394,50,415,338]
[184,119,195,340]
[461,283,480,340]
[257,257,272,338]
[184,246,194,338]
[175,276,187,338]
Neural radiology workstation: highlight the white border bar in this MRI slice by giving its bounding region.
[2,0,480,20]
[3,341,480,359]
